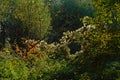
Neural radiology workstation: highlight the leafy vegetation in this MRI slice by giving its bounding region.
[46,0,94,42]
[0,0,120,80]
[0,0,51,43]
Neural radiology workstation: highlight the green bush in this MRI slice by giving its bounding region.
[102,61,120,80]
[27,58,68,80]
[0,52,29,80]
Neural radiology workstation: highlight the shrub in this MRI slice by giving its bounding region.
[0,52,29,80]
[102,61,120,80]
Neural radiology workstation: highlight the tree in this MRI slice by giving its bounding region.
[0,0,51,45]
[93,0,120,29]
[46,0,94,42]
[0,0,14,47]
[14,0,52,40]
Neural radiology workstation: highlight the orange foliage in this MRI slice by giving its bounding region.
[15,40,41,61]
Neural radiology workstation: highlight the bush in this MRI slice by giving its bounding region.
[0,52,29,80]
[28,59,67,80]
[102,61,120,80]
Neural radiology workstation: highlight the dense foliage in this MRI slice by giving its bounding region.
[0,0,120,80]
[46,0,94,42]
[0,0,51,44]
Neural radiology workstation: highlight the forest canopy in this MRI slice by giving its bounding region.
[0,0,120,80]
